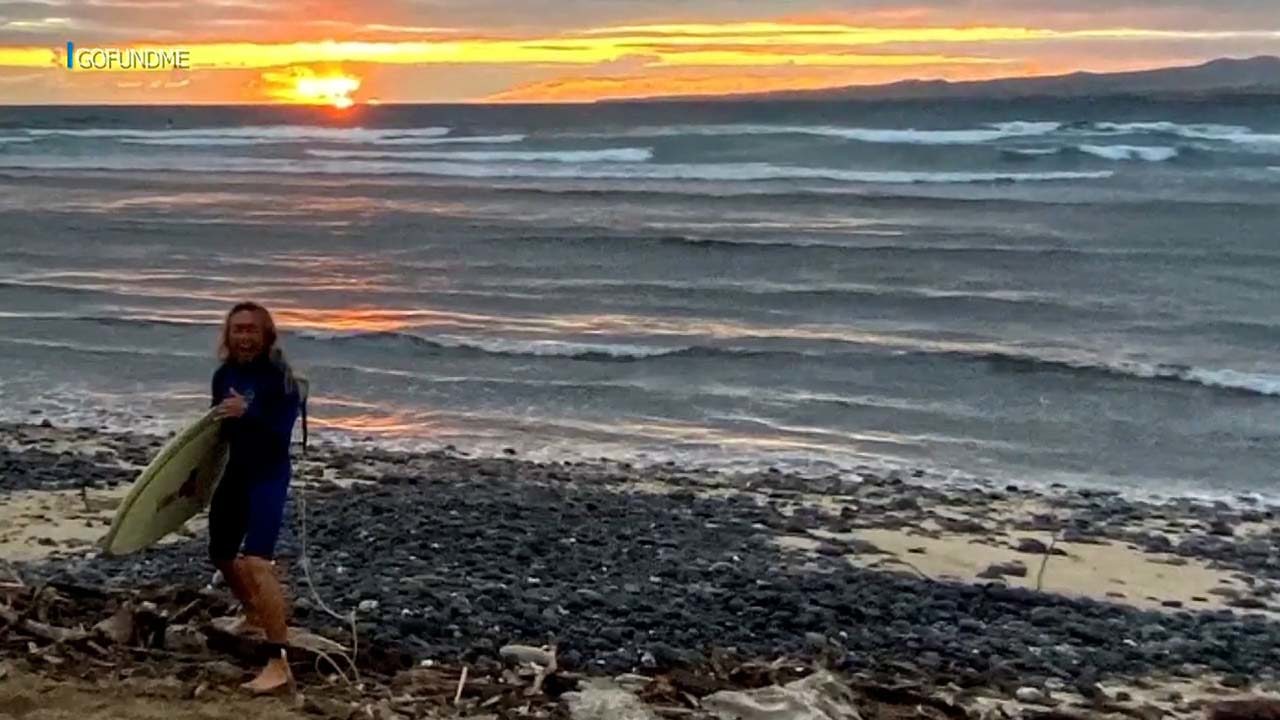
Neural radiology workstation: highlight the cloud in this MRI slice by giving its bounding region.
[0,4,1276,102]
[3,20,1274,70]
[486,63,1022,102]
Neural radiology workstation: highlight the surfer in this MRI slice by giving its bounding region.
[209,301,301,694]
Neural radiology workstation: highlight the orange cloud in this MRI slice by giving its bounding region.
[2,22,1276,72]
[1,17,1276,103]
[651,50,1008,67]
[486,64,1022,103]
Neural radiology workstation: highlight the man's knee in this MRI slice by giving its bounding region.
[239,555,276,578]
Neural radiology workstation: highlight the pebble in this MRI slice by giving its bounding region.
[1015,538,1049,554]
[205,661,244,683]
[978,561,1028,579]
[500,644,555,667]
[9,424,1280,692]
[1015,687,1052,705]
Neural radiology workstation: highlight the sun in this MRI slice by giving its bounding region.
[295,74,360,108]
[261,66,361,108]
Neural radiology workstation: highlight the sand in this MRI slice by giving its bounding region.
[0,665,306,720]
[0,486,202,564]
[849,529,1244,613]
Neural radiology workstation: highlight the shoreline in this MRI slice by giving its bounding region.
[3,416,1276,509]
[5,419,1280,717]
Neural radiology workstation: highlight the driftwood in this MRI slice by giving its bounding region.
[0,605,89,644]
[204,615,350,674]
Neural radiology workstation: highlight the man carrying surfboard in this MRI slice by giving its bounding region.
[209,301,302,695]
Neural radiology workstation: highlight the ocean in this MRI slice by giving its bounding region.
[0,98,1278,498]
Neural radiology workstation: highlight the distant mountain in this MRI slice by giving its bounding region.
[629,56,1280,103]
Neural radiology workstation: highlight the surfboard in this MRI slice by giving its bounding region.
[100,409,229,556]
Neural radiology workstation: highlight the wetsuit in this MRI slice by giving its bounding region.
[208,355,300,563]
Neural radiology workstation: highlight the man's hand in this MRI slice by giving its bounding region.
[215,388,248,420]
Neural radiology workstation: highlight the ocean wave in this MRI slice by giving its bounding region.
[299,330,1280,397]
[9,312,1278,398]
[0,137,33,144]
[1091,122,1280,146]
[368,134,527,146]
[968,352,1280,398]
[0,154,1113,184]
[117,132,529,148]
[1004,144,1180,162]
[1077,145,1180,162]
[576,122,1062,145]
[23,125,453,143]
[488,276,1100,312]
[987,121,1066,135]
[295,329,691,361]
[570,119,1279,150]
[305,147,654,163]
[1004,148,1061,157]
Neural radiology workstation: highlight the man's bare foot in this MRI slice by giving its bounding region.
[241,656,294,695]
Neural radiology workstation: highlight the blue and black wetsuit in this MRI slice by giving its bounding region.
[208,354,300,563]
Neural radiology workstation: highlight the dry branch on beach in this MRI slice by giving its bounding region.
[3,572,1279,720]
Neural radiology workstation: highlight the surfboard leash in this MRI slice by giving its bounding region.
[294,379,362,684]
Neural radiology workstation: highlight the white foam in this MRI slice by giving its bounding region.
[987,121,1065,135]
[306,147,653,163]
[1092,122,1280,146]
[431,335,683,359]
[0,137,34,144]
[1078,144,1180,162]
[368,134,526,146]
[120,137,292,147]
[1178,367,1280,396]
[0,154,1115,184]
[298,329,687,359]
[1005,148,1062,157]
[588,122,1062,145]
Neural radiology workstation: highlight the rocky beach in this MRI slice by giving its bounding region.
[5,419,1280,719]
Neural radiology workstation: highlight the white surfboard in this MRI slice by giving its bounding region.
[100,409,229,556]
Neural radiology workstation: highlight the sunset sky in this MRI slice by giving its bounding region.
[0,0,1277,104]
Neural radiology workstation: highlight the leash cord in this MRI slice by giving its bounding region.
[294,384,362,684]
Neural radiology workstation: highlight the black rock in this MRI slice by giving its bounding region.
[1029,607,1059,627]
[1060,527,1095,544]
[978,561,1028,579]
[815,543,845,557]
[1209,519,1235,537]
[890,496,921,512]
[600,626,628,644]
[1015,538,1049,555]
[937,517,987,533]
[1221,675,1251,689]
[1138,533,1174,553]
[465,638,497,660]
[559,649,583,670]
